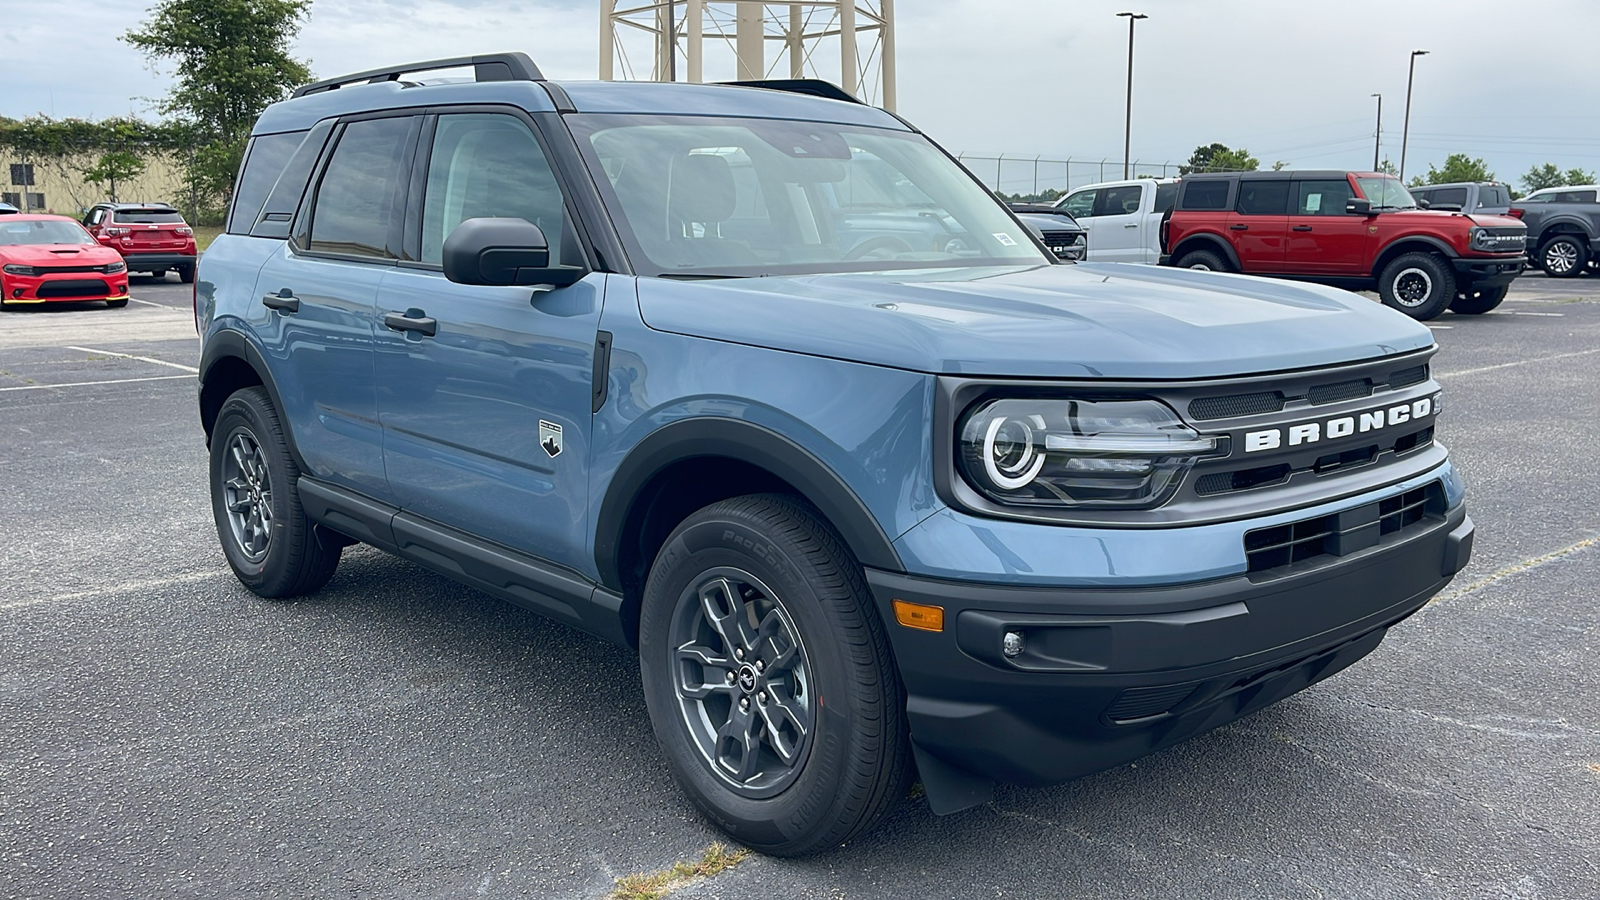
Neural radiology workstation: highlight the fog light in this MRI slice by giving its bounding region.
[1002,630,1025,658]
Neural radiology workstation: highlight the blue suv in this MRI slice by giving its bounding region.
[198,53,1474,856]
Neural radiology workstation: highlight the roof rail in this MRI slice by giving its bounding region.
[292,52,543,99]
[720,79,862,105]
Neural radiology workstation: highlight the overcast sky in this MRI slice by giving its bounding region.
[4,0,1597,192]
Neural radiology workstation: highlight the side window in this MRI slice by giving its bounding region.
[1477,186,1509,208]
[1059,189,1097,219]
[228,130,307,235]
[1235,180,1290,215]
[1556,190,1598,203]
[420,113,565,266]
[1294,179,1355,216]
[1153,182,1177,213]
[307,116,415,258]
[253,121,333,240]
[86,208,105,226]
[1096,184,1143,217]
[1429,187,1468,207]
[1179,180,1230,210]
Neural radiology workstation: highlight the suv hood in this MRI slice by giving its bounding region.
[0,244,121,265]
[1381,209,1524,229]
[636,263,1435,379]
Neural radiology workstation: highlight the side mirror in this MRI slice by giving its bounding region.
[441,217,585,287]
[1345,198,1373,216]
[1414,198,1432,209]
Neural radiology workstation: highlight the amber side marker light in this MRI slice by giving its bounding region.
[892,599,945,632]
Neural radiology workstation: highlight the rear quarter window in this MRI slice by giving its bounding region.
[1477,185,1509,208]
[228,130,309,235]
[1179,180,1230,211]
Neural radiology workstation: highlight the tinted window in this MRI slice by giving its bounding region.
[1096,184,1143,217]
[1294,179,1355,216]
[252,122,332,240]
[308,117,414,258]
[1427,187,1468,207]
[229,130,306,234]
[420,113,566,266]
[1180,180,1230,210]
[1477,185,1509,208]
[113,208,185,224]
[1059,189,1097,218]
[1555,190,1597,203]
[1235,180,1290,215]
[1153,182,1177,213]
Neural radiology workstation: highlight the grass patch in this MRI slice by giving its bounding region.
[607,842,750,900]
[193,225,224,252]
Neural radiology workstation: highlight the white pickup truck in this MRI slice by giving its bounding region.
[1054,178,1178,264]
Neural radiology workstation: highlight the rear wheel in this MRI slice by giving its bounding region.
[638,494,910,857]
[1378,252,1455,320]
[178,265,196,284]
[1538,234,1588,278]
[1175,249,1228,271]
[210,386,341,598]
[1449,284,1508,315]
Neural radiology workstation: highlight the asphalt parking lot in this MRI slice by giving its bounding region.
[3,272,1598,899]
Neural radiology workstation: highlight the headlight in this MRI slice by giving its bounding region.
[958,398,1218,508]
[1470,227,1523,252]
[103,261,127,274]
[3,264,37,276]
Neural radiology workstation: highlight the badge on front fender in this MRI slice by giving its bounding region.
[540,420,563,458]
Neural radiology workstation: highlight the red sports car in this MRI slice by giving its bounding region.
[0,215,130,309]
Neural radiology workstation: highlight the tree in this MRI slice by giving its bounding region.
[1179,143,1259,175]
[1521,163,1598,193]
[123,0,312,218]
[82,151,147,202]
[1410,153,1494,187]
[1376,159,1399,176]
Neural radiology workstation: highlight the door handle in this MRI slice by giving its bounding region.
[262,290,300,313]
[1123,223,1139,228]
[384,309,438,337]
[1229,224,1249,231]
[1292,225,1313,232]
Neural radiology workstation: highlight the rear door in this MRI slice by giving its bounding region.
[1281,176,1368,275]
[1090,183,1146,263]
[1227,178,1291,272]
[374,110,604,573]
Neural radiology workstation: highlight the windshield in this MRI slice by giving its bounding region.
[1354,176,1417,210]
[568,114,1049,276]
[0,220,96,246]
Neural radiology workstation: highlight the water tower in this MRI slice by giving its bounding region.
[599,1,897,110]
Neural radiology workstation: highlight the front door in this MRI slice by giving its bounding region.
[1226,178,1291,272]
[374,111,603,573]
[1281,177,1369,276]
[1091,183,1146,263]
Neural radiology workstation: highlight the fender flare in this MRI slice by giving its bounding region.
[593,417,903,590]
[1531,217,1597,244]
[1168,233,1241,271]
[198,327,306,470]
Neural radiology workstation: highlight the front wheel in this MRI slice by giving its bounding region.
[1539,235,1588,278]
[1449,284,1509,315]
[638,494,910,857]
[1378,252,1456,320]
[209,386,341,597]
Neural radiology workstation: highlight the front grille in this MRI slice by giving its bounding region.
[1389,365,1428,389]
[36,279,111,299]
[1307,378,1373,405]
[1189,391,1284,420]
[36,264,107,274]
[1105,682,1200,723]
[1039,230,1081,244]
[1244,481,1443,574]
[1195,464,1291,496]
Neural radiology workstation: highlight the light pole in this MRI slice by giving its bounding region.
[1117,11,1147,180]
[1371,93,1382,170]
[1399,50,1428,181]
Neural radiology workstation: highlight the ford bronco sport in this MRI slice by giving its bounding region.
[1161,171,1527,319]
[198,54,1474,856]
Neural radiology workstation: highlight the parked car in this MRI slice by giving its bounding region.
[199,53,1472,856]
[1518,184,1598,205]
[0,214,130,308]
[1051,177,1176,263]
[1509,190,1600,277]
[82,201,197,282]
[1161,170,1527,319]
[0,201,19,215]
[1009,204,1086,260]
[1408,181,1513,215]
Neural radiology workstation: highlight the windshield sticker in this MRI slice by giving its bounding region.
[993,233,1018,246]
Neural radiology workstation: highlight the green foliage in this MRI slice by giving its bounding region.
[1376,159,1399,176]
[1179,143,1259,175]
[82,151,148,202]
[1409,154,1494,187]
[0,116,184,158]
[123,0,312,210]
[998,188,1063,204]
[1521,163,1598,193]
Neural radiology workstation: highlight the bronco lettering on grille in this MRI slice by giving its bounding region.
[1243,394,1439,453]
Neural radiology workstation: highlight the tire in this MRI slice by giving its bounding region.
[209,386,340,598]
[106,298,129,309]
[1449,284,1508,315]
[1538,234,1588,278]
[178,265,196,284]
[638,494,910,857]
[1378,252,1456,320]
[1174,249,1228,272]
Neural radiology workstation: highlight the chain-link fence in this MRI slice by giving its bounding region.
[953,154,1250,200]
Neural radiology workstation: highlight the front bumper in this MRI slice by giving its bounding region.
[121,252,196,272]
[2,273,129,303]
[867,500,1472,793]
[1452,254,1525,288]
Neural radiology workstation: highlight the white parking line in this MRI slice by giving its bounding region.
[126,296,165,308]
[0,570,227,611]
[1505,311,1565,317]
[0,374,192,392]
[66,345,200,373]
[1437,346,1600,379]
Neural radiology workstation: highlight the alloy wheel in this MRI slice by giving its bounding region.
[222,431,273,562]
[1392,267,1434,307]
[1545,241,1578,274]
